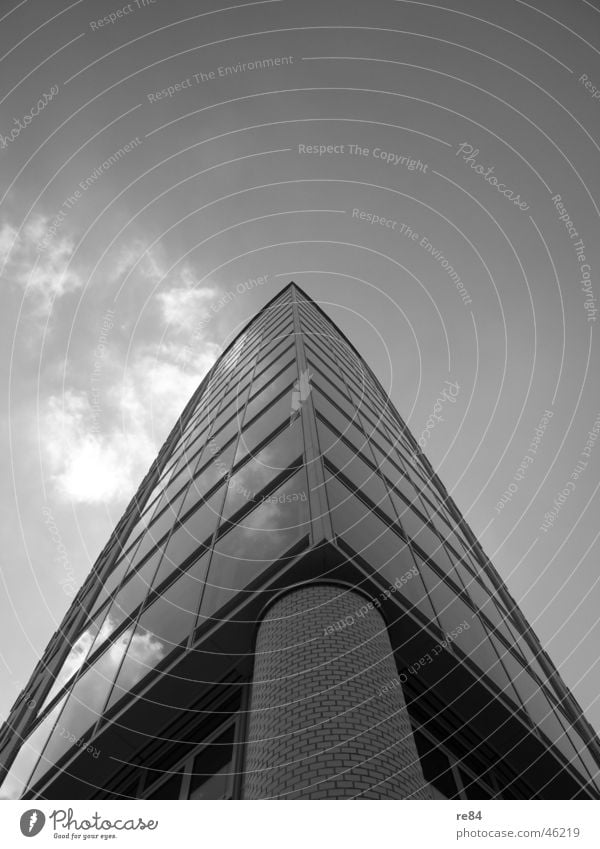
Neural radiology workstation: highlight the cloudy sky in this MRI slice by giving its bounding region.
[1,0,600,738]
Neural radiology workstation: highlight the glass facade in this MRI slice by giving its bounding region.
[1,283,599,801]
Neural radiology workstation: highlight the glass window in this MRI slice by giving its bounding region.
[88,555,130,615]
[107,555,209,711]
[325,474,437,624]
[313,389,366,449]
[145,485,188,541]
[0,695,67,798]
[413,730,458,798]
[563,725,600,784]
[418,560,498,662]
[235,391,292,463]
[188,727,234,799]
[201,470,310,619]
[31,633,132,778]
[39,619,101,712]
[320,432,395,518]
[458,769,495,800]
[394,499,449,568]
[222,421,303,523]
[89,549,164,656]
[245,360,296,419]
[218,378,251,419]
[304,334,339,368]
[160,488,224,574]
[304,341,341,379]
[498,646,579,768]
[112,554,163,619]
[261,317,293,345]
[251,347,295,395]
[305,359,352,414]
[130,488,188,569]
[146,769,184,799]
[190,437,237,499]
[209,410,243,450]
[254,340,293,381]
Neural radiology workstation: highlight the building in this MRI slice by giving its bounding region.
[1,282,599,800]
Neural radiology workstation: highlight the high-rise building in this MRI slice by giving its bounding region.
[1,283,599,800]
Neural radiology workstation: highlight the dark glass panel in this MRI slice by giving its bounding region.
[201,470,309,619]
[419,560,516,694]
[89,549,164,656]
[305,359,352,413]
[322,436,395,517]
[254,339,293,379]
[218,379,251,421]
[459,769,494,799]
[394,499,448,566]
[88,555,130,616]
[39,618,102,711]
[209,410,243,451]
[413,730,458,798]
[146,770,184,799]
[0,695,66,798]
[188,727,234,799]
[160,488,224,573]
[187,438,237,507]
[143,487,188,546]
[222,421,303,523]
[32,634,132,777]
[498,646,579,767]
[303,341,341,380]
[107,556,208,709]
[111,553,163,620]
[151,525,211,592]
[325,474,437,624]
[251,347,295,395]
[313,390,366,449]
[563,725,600,784]
[130,488,187,570]
[303,334,340,370]
[244,362,297,424]
[235,391,291,463]
[260,317,293,345]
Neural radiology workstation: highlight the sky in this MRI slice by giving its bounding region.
[1,0,600,739]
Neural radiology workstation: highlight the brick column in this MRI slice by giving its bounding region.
[242,584,431,799]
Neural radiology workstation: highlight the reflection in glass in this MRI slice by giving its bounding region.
[107,555,209,709]
[201,470,309,618]
[320,434,395,516]
[30,633,132,781]
[326,473,438,624]
[313,389,366,450]
[89,553,133,616]
[130,487,187,569]
[222,420,302,523]
[0,695,66,799]
[161,488,223,574]
[235,392,291,463]
[39,619,101,712]
[244,362,296,424]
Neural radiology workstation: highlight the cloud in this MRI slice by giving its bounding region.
[156,285,218,332]
[107,239,166,287]
[40,338,219,506]
[0,216,83,313]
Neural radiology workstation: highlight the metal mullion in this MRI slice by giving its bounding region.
[290,286,332,542]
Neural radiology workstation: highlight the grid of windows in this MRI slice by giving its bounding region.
[2,283,598,801]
